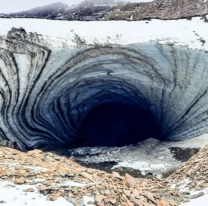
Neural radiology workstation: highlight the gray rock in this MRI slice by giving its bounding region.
[0,140,17,149]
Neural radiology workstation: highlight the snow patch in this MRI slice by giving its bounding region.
[0,18,208,50]
[0,181,74,206]
[180,189,208,206]
[0,180,96,206]
[112,161,167,175]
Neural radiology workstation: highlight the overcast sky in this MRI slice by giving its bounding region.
[0,0,153,13]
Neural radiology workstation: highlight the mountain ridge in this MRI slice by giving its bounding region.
[1,0,208,21]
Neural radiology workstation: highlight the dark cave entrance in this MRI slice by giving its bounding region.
[79,102,156,147]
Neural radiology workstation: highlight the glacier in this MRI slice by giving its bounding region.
[1,18,208,150]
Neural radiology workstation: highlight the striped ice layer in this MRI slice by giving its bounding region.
[0,19,208,149]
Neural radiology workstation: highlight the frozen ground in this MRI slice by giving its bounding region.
[0,180,72,206]
[0,180,208,206]
[0,17,208,50]
[175,184,208,206]
[181,195,208,206]
[68,134,208,177]
[0,181,94,206]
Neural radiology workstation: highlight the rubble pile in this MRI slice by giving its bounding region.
[0,144,207,206]
[168,145,208,192]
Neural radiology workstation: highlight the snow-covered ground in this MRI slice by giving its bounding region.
[0,181,73,206]
[181,195,208,206]
[0,17,208,50]
[0,181,94,206]
[1,179,208,206]
[176,184,208,206]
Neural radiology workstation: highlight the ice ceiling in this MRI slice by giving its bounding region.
[1,26,208,150]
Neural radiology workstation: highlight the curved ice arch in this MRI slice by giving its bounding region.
[0,32,208,149]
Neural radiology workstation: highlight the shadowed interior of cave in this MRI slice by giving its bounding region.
[79,102,156,147]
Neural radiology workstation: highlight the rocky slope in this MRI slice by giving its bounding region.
[1,143,208,206]
[1,0,208,21]
[0,145,185,206]
[105,0,208,20]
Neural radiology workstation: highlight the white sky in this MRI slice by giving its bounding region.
[0,0,153,13]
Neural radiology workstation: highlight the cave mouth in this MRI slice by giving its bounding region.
[79,102,156,147]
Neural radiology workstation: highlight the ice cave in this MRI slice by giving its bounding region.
[0,19,208,150]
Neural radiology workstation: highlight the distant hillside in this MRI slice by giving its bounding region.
[8,2,70,19]
[1,0,208,21]
[3,1,115,20]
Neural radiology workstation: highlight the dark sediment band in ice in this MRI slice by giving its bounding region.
[1,28,208,150]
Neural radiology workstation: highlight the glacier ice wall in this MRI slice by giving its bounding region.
[1,27,208,150]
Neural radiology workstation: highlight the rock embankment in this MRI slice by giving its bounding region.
[0,146,183,206]
[105,0,208,20]
[1,144,208,205]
